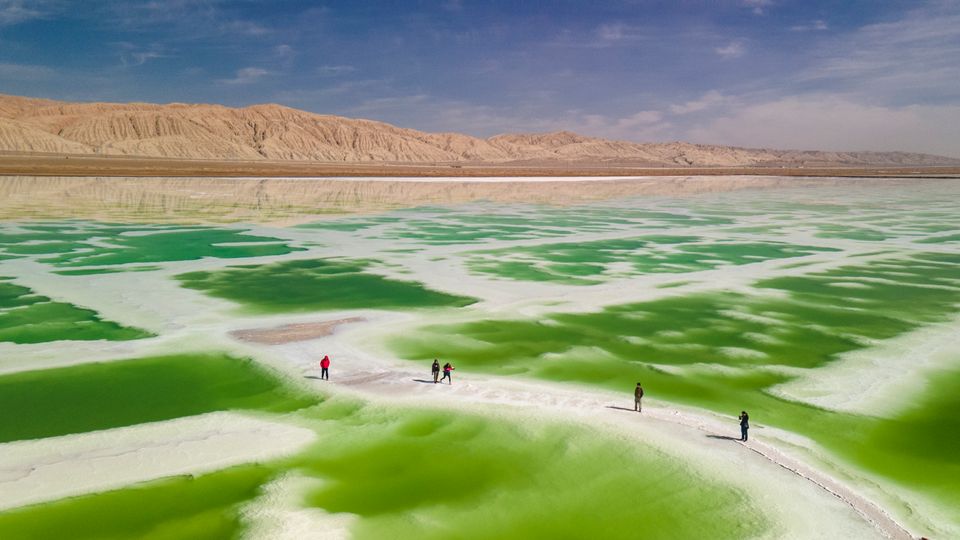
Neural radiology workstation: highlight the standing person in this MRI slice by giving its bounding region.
[432,359,441,383]
[739,411,750,441]
[320,355,331,380]
[634,382,644,412]
[440,362,454,384]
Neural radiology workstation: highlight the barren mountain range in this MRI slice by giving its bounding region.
[1,93,957,167]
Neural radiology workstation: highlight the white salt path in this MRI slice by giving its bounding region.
[0,412,316,512]
[240,474,354,540]
[290,346,915,540]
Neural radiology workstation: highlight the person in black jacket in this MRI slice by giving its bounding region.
[739,411,750,441]
[634,383,644,412]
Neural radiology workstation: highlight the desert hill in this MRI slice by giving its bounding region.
[1,93,956,167]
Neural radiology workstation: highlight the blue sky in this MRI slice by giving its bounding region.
[2,0,959,156]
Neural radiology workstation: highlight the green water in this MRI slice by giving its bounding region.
[916,233,960,243]
[815,224,892,241]
[4,185,959,537]
[0,390,771,540]
[300,205,734,245]
[177,258,475,313]
[390,253,960,508]
[0,354,317,442]
[0,278,151,344]
[0,222,302,272]
[0,466,272,540]
[465,238,836,284]
[288,404,767,539]
[42,229,302,269]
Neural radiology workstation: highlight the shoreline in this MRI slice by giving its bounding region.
[2,153,960,179]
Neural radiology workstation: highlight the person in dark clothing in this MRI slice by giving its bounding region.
[432,359,441,383]
[440,362,454,384]
[634,383,644,412]
[739,411,749,441]
[320,355,331,380]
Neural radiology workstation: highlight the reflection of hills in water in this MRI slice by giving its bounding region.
[3,93,959,165]
[0,175,930,224]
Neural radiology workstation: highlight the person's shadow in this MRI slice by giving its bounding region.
[303,375,323,380]
[605,406,639,412]
[706,434,740,441]
[412,378,437,384]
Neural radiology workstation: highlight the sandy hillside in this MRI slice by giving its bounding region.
[1,93,958,167]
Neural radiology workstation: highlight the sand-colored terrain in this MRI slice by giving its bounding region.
[230,318,364,345]
[2,93,958,167]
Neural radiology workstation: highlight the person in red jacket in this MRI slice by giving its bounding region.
[320,355,331,380]
[440,362,454,384]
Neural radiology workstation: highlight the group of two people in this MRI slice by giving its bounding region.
[635,382,750,441]
[432,359,454,384]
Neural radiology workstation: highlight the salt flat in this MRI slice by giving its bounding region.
[0,176,957,539]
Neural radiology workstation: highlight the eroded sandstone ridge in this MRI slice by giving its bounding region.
[1,93,957,166]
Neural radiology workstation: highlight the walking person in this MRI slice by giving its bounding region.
[739,411,749,441]
[432,359,441,383]
[320,355,331,380]
[634,382,644,412]
[440,362,454,384]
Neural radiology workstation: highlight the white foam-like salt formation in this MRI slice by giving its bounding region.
[0,412,316,512]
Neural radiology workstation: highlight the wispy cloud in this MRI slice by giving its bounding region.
[669,90,728,114]
[116,42,172,66]
[315,64,357,76]
[441,0,463,12]
[790,19,828,32]
[593,23,648,47]
[106,0,272,40]
[218,66,268,85]
[742,0,773,16]
[220,19,270,36]
[350,94,430,115]
[799,4,960,102]
[548,23,651,49]
[0,62,56,80]
[714,40,746,59]
[0,0,59,26]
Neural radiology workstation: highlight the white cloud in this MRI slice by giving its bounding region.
[0,0,53,26]
[593,23,648,47]
[219,67,268,85]
[714,40,746,59]
[616,110,663,128]
[442,0,463,12]
[350,94,430,114]
[670,90,727,114]
[790,19,828,32]
[685,95,960,157]
[273,44,295,58]
[116,42,171,67]
[272,44,295,67]
[742,0,773,16]
[220,19,270,36]
[316,64,357,76]
[0,62,56,80]
[800,5,960,101]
